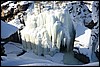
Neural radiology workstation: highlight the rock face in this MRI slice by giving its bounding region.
[73,48,90,64]
[1,45,7,57]
[74,52,90,64]
[66,1,99,62]
[90,1,99,62]
[1,1,31,22]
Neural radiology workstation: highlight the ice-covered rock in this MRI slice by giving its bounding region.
[17,1,28,6]
[1,1,12,7]
[8,18,24,29]
[90,1,99,62]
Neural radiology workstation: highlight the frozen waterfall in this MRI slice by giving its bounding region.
[20,9,75,56]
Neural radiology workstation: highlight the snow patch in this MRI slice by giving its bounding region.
[1,20,18,39]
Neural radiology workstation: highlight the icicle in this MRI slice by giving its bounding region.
[46,12,56,40]
[21,34,27,50]
[20,30,27,51]
[24,33,31,50]
[52,21,61,48]
[30,33,36,52]
[63,38,66,47]
[43,41,49,55]
[56,30,63,49]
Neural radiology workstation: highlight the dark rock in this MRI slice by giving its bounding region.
[17,50,26,56]
[95,50,99,60]
[1,45,7,56]
[17,4,30,11]
[85,20,97,29]
[1,31,22,44]
[1,57,3,61]
[41,54,44,56]
[73,50,90,64]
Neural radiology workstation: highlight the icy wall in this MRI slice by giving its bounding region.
[20,7,75,56]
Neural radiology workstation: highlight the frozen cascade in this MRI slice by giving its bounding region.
[21,6,75,56]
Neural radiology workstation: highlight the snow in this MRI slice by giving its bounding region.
[17,1,28,6]
[75,28,91,48]
[50,53,64,63]
[1,22,98,65]
[8,18,24,29]
[4,42,23,55]
[73,21,92,61]
[25,1,34,15]
[82,62,99,66]
[75,23,87,37]
[9,3,15,7]
[83,1,93,11]
[1,1,12,7]
[1,20,18,39]
[1,42,64,66]
[1,42,99,66]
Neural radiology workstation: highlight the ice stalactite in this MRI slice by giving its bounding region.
[56,30,63,50]
[30,33,36,52]
[21,30,27,51]
[45,11,56,41]
[52,21,61,48]
[24,33,32,50]
[36,36,43,56]
[42,31,51,55]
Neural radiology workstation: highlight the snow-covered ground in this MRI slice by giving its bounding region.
[1,42,64,66]
[1,42,99,66]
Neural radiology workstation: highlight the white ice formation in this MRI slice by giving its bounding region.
[20,6,75,56]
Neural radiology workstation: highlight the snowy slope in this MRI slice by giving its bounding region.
[1,20,18,39]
